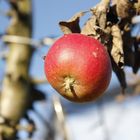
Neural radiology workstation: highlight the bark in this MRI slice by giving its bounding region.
[0,0,32,139]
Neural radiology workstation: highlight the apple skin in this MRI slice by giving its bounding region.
[44,33,112,102]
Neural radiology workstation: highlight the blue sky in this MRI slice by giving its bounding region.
[33,0,100,37]
[0,0,99,36]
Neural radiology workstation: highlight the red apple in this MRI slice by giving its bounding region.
[44,33,112,102]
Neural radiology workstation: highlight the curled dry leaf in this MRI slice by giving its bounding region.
[96,24,112,46]
[90,0,110,29]
[106,5,119,24]
[111,25,124,68]
[81,16,98,37]
[134,0,140,14]
[81,15,111,45]
[59,11,87,34]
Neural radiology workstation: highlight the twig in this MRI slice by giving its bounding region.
[30,78,48,85]
[52,95,69,140]
[1,35,56,47]
[0,1,33,139]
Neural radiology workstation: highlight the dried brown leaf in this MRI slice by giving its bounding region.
[90,0,110,29]
[91,8,106,29]
[116,0,133,18]
[69,11,88,22]
[59,11,87,34]
[81,16,111,47]
[134,0,140,14]
[59,20,80,34]
[111,25,124,68]
[111,0,117,5]
[81,16,97,36]
[96,25,112,46]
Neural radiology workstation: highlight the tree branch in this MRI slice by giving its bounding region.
[0,0,33,139]
[30,78,48,85]
[1,35,56,47]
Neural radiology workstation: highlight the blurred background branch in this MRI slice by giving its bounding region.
[0,0,33,139]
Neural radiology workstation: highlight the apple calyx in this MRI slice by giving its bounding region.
[63,76,75,93]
